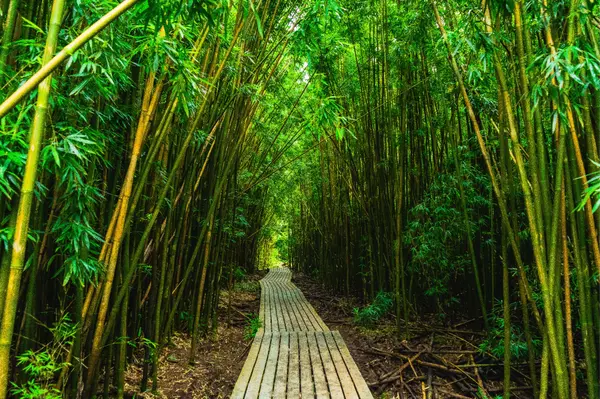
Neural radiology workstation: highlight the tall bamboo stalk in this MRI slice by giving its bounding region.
[0,0,66,396]
[0,0,19,73]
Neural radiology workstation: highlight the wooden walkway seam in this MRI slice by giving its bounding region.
[232,268,373,398]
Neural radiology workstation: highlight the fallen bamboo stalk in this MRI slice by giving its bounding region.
[471,354,489,398]
[369,351,425,386]
[415,360,475,377]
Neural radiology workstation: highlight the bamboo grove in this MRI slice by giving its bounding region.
[287,0,600,398]
[1,0,600,398]
[0,0,329,397]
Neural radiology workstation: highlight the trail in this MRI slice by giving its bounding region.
[232,268,373,398]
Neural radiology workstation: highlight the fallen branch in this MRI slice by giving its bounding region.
[471,354,490,398]
[399,349,478,355]
[369,351,424,387]
[236,341,252,362]
[414,360,475,377]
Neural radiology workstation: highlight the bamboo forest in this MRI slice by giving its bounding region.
[3,0,600,398]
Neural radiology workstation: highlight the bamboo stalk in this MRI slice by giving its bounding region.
[0,0,66,396]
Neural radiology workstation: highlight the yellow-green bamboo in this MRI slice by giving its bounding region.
[0,0,66,396]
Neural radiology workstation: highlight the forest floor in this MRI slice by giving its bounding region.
[293,273,534,399]
[122,272,264,398]
[123,269,533,398]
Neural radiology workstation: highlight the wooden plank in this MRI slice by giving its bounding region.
[315,331,343,397]
[283,284,315,330]
[324,331,359,399]
[282,285,309,331]
[306,331,329,398]
[300,290,330,331]
[259,280,265,329]
[245,332,272,398]
[273,281,291,331]
[277,268,289,283]
[299,331,315,398]
[287,285,307,331]
[267,281,280,331]
[332,331,374,398]
[287,332,300,397]
[268,282,276,331]
[273,331,289,397]
[259,332,280,397]
[289,285,324,331]
[278,282,300,331]
[263,281,272,331]
[231,330,264,399]
[272,282,285,331]
[276,281,300,331]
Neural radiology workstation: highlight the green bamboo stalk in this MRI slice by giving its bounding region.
[189,212,213,364]
[152,204,171,391]
[0,201,17,321]
[96,22,247,353]
[115,234,130,399]
[0,0,66,396]
[497,91,511,399]
[483,0,569,390]
[564,151,598,398]
[0,0,19,74]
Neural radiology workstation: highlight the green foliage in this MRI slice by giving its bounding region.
[178,311,194,331]
[230,265,261,292]
[127,336,157,351]
[144,0,223,32]
[0,132,27,200]
[405,154,490,308]
[49,180,105,286]
[243,313,262,340]
[293,0,343,66]
[533,44,600,99]
[11,377,62,399]
[234,280,260,293]
[578,160,600,214]
[353,291,393,328]
[478,301,541,360]
[12,315,76,399]
[233,266,247,281]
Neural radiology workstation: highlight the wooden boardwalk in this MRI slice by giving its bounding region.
[232,268,373,398]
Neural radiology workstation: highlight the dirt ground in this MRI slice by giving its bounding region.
[123,275,263,398]
[124,270,533,398]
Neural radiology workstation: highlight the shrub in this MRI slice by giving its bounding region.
[353,291,393,328]
[235,280,260,293]
[478,300,541,359]
[233,266,246,281]
[244,313,262,340]
[12,315,75,398]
